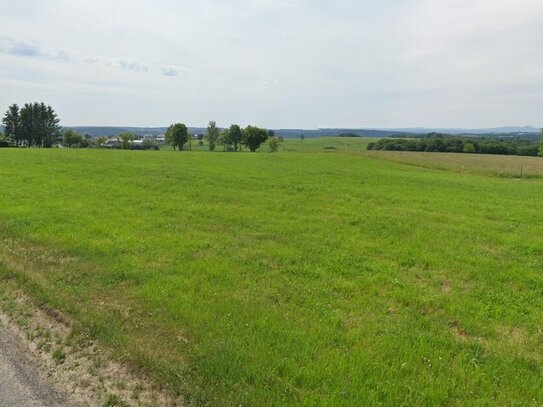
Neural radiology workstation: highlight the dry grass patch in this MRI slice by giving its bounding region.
[367,150,543,178]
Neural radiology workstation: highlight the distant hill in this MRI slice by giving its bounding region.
[66,126,207,137]
[272,128,415,138]
[2,125,540,138]
[62,126,413,138]
[64,126,540,138]
[382,126,540,135]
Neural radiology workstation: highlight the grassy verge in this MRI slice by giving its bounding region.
[0,144,542,404]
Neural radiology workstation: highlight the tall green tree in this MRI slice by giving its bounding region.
[539,129,543,157]
[2,104,21,146]
[205,121,220,151]
[119,132,135,150]
[242,125,269,152]
[165,123,189,151]
[218,128,232,151]
[228,124,243,151]
[5,102,61,147]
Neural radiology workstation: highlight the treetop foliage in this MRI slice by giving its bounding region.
[242,125,269,152]
[166,123,188,151]
[63,128,83,148]
[2,102,61,147]
[166,121,270,152]
[368,134,541,157]
[205,121,220,151]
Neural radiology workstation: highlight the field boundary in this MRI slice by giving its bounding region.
[0,264,183,407]
[366,150,543,179]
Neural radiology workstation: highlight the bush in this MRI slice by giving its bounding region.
[130,140,158,150]
[463,143,476,153]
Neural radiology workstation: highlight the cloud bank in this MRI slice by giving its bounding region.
[1,0,542,128]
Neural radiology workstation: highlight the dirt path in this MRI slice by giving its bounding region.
[0,321,71,407]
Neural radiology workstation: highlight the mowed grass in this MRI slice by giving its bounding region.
[0,143,543,405]
[368,150,543,178]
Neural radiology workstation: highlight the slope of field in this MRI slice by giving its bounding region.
[0,145,542,405]
[368,150,543,178]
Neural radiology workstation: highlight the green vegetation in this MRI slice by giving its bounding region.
[0,139,542,405]
[242,125,269,152]
[52,347,66,364]
[205,121,220,151]
[2,102,61,147]
[164,122,271,153]
[119,132,135,150]
[63,128,84,148]
[165,123,189,151]
[368,134,541,156]
[268,136,281,152]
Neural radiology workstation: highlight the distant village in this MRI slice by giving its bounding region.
[103,133,204,148]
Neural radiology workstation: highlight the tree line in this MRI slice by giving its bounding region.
[166,121,282,152]
[1,103,282,152]
[368,134,543,157]
[2,103,61,147]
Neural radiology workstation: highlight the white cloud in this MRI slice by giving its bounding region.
[117,58,149,73]
[83,55,101,64]
[0,36,71,61]
[160,65,188,77]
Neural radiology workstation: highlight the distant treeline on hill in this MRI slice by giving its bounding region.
[367,134,541,157]
[61,127,408,138]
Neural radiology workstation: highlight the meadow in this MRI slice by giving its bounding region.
[368,149,543,178]
[0,139,542,405]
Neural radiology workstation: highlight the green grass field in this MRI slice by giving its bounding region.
[1,139,542,405]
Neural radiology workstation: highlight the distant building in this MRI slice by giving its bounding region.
[105,138,120,148]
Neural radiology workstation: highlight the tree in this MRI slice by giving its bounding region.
[63,129,83,147]
[119,132,135,150]
[228,124,243,151]
[2,104,21,146]
[242,125,269,152]
[539,129,543,157]
[205,121,220,151]
[165,123,188,151]
[19,103,34,146]
[96,137,107,147]
[0,133,9,148]
[268,136,281,152]
[463,143,476,153]
[218,128,232,151]
[3,102,61,147]
[80,137,90,148]
[42,104,61,147]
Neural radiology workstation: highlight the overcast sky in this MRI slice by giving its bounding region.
[1,0,542,128]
